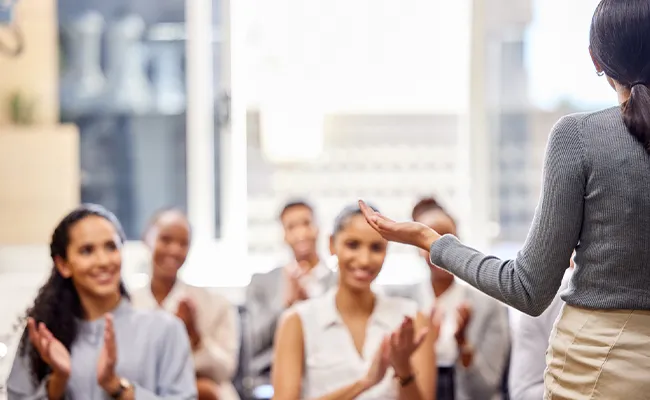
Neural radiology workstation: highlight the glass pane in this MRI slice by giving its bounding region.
[57,0,221,239]
[212,0,225,238]
[486,0,616,246]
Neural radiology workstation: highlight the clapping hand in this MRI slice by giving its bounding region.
[283,262,309,307]
[388,317,428,377]
[454,303,472,345]
[359,200,440,251]
[27,318,71,379]
[362,336,391,389]
[97,314,118,390]
[176,297,201,350]
[454,303,475,367]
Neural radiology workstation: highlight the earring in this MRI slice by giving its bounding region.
[597,71,604,77]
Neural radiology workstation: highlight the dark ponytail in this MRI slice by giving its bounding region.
[590,0,650,153]
[18,204,129,383]
[622,84,650,152]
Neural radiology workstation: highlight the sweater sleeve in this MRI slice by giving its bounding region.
[429,115,585,316]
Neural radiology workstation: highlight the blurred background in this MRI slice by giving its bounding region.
[0,0,614,390]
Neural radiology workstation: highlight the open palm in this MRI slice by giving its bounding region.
[365,336,391,388]
[358,200,440,251]
[27,318,71,377]
[97,314,117,387]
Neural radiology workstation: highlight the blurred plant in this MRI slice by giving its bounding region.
[8,91,36,125]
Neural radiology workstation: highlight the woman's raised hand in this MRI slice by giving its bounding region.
[362,336,392,390]
[388,316,428,377]
[27,317,71,378]
[358,200,441,251]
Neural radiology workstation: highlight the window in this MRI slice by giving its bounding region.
[58,0,234,241]
[482,0,617,247]
[57,0,248,287]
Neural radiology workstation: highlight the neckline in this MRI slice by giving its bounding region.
[77,298,131,328]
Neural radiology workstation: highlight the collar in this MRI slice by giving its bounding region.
[311,259,333,280]
[317,288,395,330]
[77,298,131,334]
[147,279,188,310]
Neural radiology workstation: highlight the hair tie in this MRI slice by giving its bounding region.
[631,81,647,88]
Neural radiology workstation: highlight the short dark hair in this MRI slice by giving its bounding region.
[279,199,314,220]
[590,0,650,153]
[141,206,190,240]
[411,197,447,221]
[332,202,380,237]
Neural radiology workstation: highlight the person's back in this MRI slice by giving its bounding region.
[558,106,650,309]
[357,1,650,397]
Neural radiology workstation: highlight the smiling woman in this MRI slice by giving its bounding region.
[271,203,439,400]
[6,204,198,400]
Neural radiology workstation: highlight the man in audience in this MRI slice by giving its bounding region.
[508,259,574,400]
[245,200,335,391]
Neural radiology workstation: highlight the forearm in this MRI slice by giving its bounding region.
[46,373,67,400]
[429,116,584,316]
[429,236,565,316]
[309,379,370,400]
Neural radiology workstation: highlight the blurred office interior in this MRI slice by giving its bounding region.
[0,0,612,393]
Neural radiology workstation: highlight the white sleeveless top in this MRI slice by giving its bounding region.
[294,289,419,400]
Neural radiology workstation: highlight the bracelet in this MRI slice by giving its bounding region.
[395,373,416,387]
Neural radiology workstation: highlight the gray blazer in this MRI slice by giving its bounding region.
[244,266,336,385]
[385,282,510,400]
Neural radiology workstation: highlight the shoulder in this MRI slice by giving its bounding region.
[291,295,324,318]
[381,282,420,299]
[551,107,623,145]
[185,284,229,306]
[185,285,235,318]
[125,304,186,339]
[249,266,283,286]
[127,285,151,306]
[378,292,419,318]
[277,307,305,337]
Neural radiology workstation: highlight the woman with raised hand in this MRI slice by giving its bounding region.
[271,204,439,400]
[131,208,240,400]
[7,204,197,400]
[360,1,650,396]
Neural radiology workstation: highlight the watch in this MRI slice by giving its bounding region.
[109,378,132,399]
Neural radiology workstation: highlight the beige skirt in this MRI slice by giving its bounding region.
[544,305,650,400]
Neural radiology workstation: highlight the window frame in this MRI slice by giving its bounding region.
[124,0,250,289]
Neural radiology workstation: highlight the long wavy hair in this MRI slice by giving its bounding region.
[18,204,130,383]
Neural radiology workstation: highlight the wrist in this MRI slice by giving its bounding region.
[101,374,121,394]
[393,363,414,379]
[418,227,440,251]
[357,377,374,392]
[51,370,70,382]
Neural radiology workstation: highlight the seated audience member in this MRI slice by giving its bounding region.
[509,261,574,400]
[7,204,197,400]
[272,203,439,400]
[245,200,336,388]
[131,208,239,400]
[388,198,510,400]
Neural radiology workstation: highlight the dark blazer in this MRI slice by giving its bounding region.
[244,265,336,385]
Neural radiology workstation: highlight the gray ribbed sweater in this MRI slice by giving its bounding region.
[430,106,650,316]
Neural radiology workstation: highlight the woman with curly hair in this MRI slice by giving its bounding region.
[6,204,197,400]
